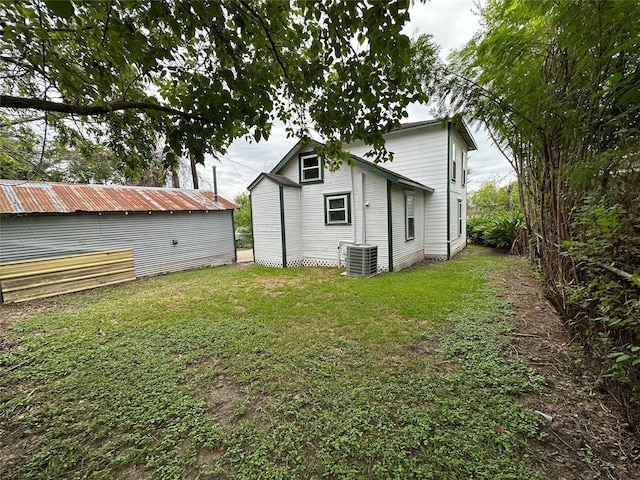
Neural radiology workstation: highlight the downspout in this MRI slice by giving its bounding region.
[361,172,366,244]
[387,179,394,272]
[249,191,255,263]
[279,185,287,268]
[446,122,451,260]
[350,163,357,244]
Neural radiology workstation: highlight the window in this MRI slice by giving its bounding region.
[457,199,463,237]
[299,153,323,183]
[405,193,415,240]
[324,193,351,224]
[451,142,457,182]
[462,151,467,186]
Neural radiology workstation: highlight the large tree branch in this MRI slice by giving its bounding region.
[0,95,207,122]
[236,0,290,80]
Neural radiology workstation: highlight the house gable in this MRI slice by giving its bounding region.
[266,141,434,194]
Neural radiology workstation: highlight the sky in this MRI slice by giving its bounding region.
[198,0,514,201]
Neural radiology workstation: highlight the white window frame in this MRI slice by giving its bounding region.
[299,153,322,183]
[451,142,457,182]
[405,192,415,240]
[462,151,467,186]
[457,199,463,237]
[324,193,351,225]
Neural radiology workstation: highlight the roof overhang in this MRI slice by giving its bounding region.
[389,119,478,151]
[247,172,302,191]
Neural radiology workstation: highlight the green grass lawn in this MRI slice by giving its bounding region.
[1,246,545,479]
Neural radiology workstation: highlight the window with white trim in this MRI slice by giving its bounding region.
[462,151,467,186]
[299,153,322,183]
[457,199,463,237]
[451,142,457,182]
[405,193,415,240]
[324,193,351,224]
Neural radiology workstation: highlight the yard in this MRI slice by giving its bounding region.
[0,247,636,479]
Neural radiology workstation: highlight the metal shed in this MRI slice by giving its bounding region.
[0,180,238,278]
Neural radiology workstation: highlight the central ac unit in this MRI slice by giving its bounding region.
[346,244,378,277]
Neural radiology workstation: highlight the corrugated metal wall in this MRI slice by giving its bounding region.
[0,211,235,277]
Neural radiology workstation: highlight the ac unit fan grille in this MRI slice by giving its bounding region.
[346,245,378,277]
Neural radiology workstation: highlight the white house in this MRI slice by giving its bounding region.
[247,119,477,272]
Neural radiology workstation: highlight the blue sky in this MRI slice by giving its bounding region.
[200,0,514,200]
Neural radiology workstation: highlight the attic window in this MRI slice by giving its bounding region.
[299,153,323,183]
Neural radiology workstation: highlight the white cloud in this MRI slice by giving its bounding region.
[199,0,511,201]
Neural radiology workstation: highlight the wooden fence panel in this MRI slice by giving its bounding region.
[0,249,136,303]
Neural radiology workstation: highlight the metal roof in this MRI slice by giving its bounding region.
[0,180,237,215]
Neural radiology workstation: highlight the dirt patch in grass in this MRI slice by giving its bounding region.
[491,253,640,480]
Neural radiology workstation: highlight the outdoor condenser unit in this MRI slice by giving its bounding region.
[346,244,378,277]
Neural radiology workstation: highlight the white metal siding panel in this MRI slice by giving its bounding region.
[283,187,303,266]
[251,180,284,267]
[0,211,235,277]
[392,186,426,271]
[361,173,389,271]
[346,125,447,187]
[300,160,355,267]
[347,126,451,259]
[449,129,468,258]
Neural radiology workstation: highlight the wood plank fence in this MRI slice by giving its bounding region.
[0,249,136,303]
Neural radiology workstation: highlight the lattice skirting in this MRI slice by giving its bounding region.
[301,258,339,268]
[424,254,448,261]
[254,258,336,268]
[255,257,391,271]
[254,259,284,268]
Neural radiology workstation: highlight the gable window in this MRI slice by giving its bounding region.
[451,142,457,182]
[299,152,323,183]
[457,199,463,237]
[324,193,351,224]
[405,193,415,240]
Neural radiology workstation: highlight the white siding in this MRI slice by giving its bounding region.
[300,160,355,267]
[346,125,449,259]
[0,211,235,277]
[449,129,468,257]
[391,185,426,271]
[347,123,468,260]
[251,179,284,267]
[283,187,303,266]
[361,173,389,271]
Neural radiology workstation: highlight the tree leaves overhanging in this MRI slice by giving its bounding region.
[1,0,423,172]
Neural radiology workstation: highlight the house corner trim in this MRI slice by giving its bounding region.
[279,185,287,268]
[387,179,394,272]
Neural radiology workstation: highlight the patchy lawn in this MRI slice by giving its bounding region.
[0,247,634,479]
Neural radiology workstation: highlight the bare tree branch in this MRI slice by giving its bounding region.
[0,95,208,122]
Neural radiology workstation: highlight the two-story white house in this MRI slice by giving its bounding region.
[247,119,477,273]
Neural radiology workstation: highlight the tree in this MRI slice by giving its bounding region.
[1,0,424,175]
[414,0,640,412]
[468,177,518,216]
[233,192,252,248]
[0,114,176,185]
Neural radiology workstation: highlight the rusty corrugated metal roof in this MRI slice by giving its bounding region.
[0,180,237,214]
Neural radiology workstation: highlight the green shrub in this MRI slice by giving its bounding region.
[563,199,640,395]
[467,211,524,251]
